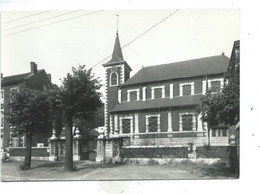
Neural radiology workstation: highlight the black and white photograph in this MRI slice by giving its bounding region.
[0,0,259,193]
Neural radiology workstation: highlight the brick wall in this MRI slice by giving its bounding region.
[121,147,189,158]
[9,147,50,157]
[132,136,207,146]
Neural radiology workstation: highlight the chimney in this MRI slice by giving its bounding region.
[47,74,52,82]
[30,62,38,75]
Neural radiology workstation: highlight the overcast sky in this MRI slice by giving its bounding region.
[1,9,239,100]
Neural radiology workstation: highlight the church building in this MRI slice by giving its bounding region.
[102,32,230,148]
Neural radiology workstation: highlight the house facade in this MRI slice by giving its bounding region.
[101,32,230,151]
[1,62,52,149]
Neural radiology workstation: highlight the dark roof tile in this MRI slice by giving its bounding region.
[122,55,229,86]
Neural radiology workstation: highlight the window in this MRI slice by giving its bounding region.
[179,113,196,131]
[130,91,137,101]
[180,82,194,96]
[10,87,19,102]
[145,114,160,133]
[208,78,224,93]
[122,119,131,133]
[151,86,165,99]
[110,72,118,86]
[119,116,133,134]
[210,81,221,92]
[183,85,191,96]
[127,89,140,101]
[148,117,158,132]
[182,114,193,131]
[1,90,4,104]
[211,129,228,137]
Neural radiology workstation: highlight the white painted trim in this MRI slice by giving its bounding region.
[168,111,173,132]
[109,71,119,86]
[114,115,119,134]
[142,87,146,101]
[179,112,197,131]
[127,88,140,101]
[118,89,121,103]
[151,85,165,99]
[110,115,113,135]
[208,78,224,91]
[121,64,125,84]
[179,82,194,96]
[170,84,173,98]
[145,114,161,133]
[202,80,206,94]
[119,116,134,134]
[134,114,139,134]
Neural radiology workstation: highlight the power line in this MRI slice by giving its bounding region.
[91,9,180,69]
[2,11,81,32]
[2,10,104,37]
[4,11,49,24]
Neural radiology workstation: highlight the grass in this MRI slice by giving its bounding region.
[162,160,238,178]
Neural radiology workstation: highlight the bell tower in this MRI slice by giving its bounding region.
[102,32,132,137]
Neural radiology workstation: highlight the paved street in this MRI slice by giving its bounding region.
[1,160,236,181]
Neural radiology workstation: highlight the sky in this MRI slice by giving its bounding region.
[1,9,240,100]
[1,0,260,193]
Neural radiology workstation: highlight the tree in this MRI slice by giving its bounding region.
[6,84,56,169]
[59,65,102,171]
[198,47,240,128]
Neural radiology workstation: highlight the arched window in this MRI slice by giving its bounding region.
[110,72,118,86]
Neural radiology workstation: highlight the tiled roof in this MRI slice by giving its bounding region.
[122,55,229,86]
[110,94,202,113]
[1,70,43,86]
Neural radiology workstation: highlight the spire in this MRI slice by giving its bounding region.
[110,33,124,63]
[104,14,124,65]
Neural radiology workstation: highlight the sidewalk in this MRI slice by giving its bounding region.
[1,160,236,181]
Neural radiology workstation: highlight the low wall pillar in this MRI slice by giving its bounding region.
[49,129,58,162]
[73,128,82,161]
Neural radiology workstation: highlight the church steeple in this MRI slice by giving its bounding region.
[109,33,124,63]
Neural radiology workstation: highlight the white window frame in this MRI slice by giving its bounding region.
[119,115,134,134]
[179,112,196,131]
[208,78,224,92]
[179,82,194,96]
[151,85,165,99]
[1,90,4,104]
[110,71,119,86]
[203,78,224,94]
[145,114,161,133]
[127,89,140,102]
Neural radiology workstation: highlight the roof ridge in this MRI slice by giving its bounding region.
[143,55,227,69]
[2,72,31,79]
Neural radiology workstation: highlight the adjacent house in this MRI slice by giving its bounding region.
[1,62,52,149]
[102,32,231,148]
